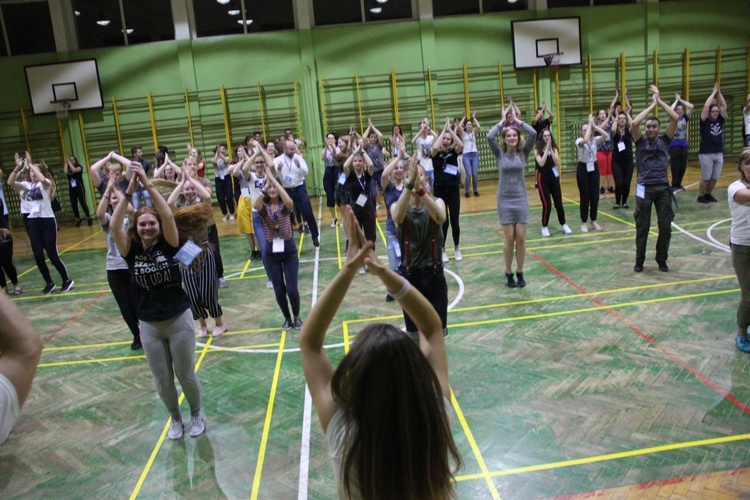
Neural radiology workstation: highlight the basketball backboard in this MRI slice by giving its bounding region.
[511,18,582,70]
[24,59,104,115]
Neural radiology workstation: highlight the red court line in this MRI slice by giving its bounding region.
[44,292,107,344]
[472,209,750,416]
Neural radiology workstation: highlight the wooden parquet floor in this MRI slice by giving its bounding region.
[2,164,749,499]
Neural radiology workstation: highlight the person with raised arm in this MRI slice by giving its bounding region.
[596,99,616,196]
[254,172,303,331]
[299,205,461,499]
[728,148,750,352]
[412,118,438,188]
[362,118,390,210]
[9,152,73,294]
[321,132,340,226]
[611,108,635,209]
[630,84,680,272]
[697,83,728,203]
[575,114,610,233]
[531,98,555,135]
[431,116,465,263]
[212,143,235,222]
[111,164,205,440]
[240,142,275,288]
[743,94,750,148]
[392,155,448,337]
[487,104,537,288]
[535,129,571,237]
[669,94,694,192]
[460,111,481,198]
[342,142,376,274]
[389,123,406,158]
[90,151,129,199]
[380,152,407,301]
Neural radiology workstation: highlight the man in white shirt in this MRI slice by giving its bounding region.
[273,140,320,247]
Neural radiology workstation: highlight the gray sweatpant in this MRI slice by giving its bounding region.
[140,308,202,421]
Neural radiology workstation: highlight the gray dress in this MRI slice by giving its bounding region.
[487,122,537,224]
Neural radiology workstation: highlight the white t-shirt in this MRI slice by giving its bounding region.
[729,180,750,245]
[20,180,54,218]
[416,136,435,172]
[576,136,601,164]
[744,107,750,135]
[462,131,477,154]
[247,171,267,212]
[0,372,20,446]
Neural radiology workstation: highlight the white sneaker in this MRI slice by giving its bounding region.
[562,224,573,235]
[592,221,602,231]
[541,226,551,237]
[580,223,589,233]
[376,203,382,210]
[222,214,228,221]
[168,418,183,440]
[330,219,337,228]
[218,277,228,288]
[358,266,366,275]
[187,413,205,438]
[442,250,449,263]
[454,247,463,261]
[266,280,273,289]
[229,215,235,221]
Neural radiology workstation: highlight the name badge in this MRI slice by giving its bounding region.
[444,164,458,176]
[241,187,250,198]
[617,141,626,152]
[338,172,347,185]
[219,172,225,180]
[636,183,645,199]
[272,237,285,253]
[284,175,293,186]
[393,239,401,258]
[71,179,77,188]
[552,167,559,178]
[356,193,369,207]
[174,240,203,267]
[31,201,42,216]
[586,162,595,173]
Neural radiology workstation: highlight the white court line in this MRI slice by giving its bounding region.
[672,221,730,253]
[707,218,731,251]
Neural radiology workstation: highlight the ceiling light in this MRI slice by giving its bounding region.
[217,0,230,4]
[96,19,111,26]
[508,0,518,3]
[122,28,134,34]
[370,7,382,13]
[74,10,81,16]
[228,9,240,15]
[237,19,253,25]
[376,0,388,3]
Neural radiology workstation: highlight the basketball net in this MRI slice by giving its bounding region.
[543,52,563,69]
[51,99,71,119]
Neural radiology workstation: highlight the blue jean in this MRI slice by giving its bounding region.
[286,184,319,239]
[386,228,400,272]
[252,211,271,280]
[463,152,479,194]
[132,187,152,210]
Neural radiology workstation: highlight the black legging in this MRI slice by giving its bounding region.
[351,202,377,248]
[433,184,461,248]
[0,235,19,289]
[69,184,91,220]
[107,269,140,341]
[25,216,69,285]
[323,166,339,208]
[576,162,600,223]
[214,176,235,216]
[264,239,300,321]
[536,170,566,226]
[669,146,688,188]
[207,223,224,279]
[612,155,634,206]
[232,176,242,205]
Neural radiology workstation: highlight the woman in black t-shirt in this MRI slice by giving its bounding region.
[64,156,92,227]
[111,164,205,441]
[343,143,377,255]
[430,117,464,263]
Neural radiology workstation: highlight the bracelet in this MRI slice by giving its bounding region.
[416,188,426,197]
[404,182,414,190]
[387,279,411,300]
[124,193,133,199]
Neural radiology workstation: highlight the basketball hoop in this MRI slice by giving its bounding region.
[50,99,71,119]
[543,52,563,69]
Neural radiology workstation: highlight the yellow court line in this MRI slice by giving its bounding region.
[562,196,638,229]
[12,289,110,302]
[455,432,750,482]
[298,232,304,258]
[39,354,147,367]
[375,218,388,248]
[451,388,501,499]
[129,332,214,499]
[240,259,253,279]
[336,220,343,270]
[250,329,287,500]
[16,229,104,279]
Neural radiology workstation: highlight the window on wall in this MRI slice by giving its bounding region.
[73,0,174,49]
[122,0,175,45]
[593,0,635,5]
[0,15,8,57]
[482,0,527,12]
[364,0,413,22]
[314,0,411,26]
[547,0,589,7]
[2,1,56,55]
[434,0,480,17]
[194,0,294,37]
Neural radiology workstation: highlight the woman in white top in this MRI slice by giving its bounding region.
[459,112,481,198]
[575,115,609,233]
[412,118,438,188]
[729,148,750,352]
[8,153,73,295]
[299,206,461,499]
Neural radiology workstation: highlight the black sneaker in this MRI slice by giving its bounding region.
[61,279,75,292]
[304,225,311,234]
[312,236,320,247]
[282,319,292,331]
[622,204,630,209]
[516,272,526,288]
[42,283,56,295]
[607,186,614,194]
[505,273,517,288]
[634,263,644,273]
[293,317,303,329]
[87,218,93,226]
[474,192,480,197]
[600,186,606,195]
[75,219,82,227]
[465,193,471,198]
[613,204,621,210]
[705,193,718,203]
[657,260,669,272]
[131,339,143,350]
[696,195,709,204]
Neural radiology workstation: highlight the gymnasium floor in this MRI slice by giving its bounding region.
[1,165,748,499]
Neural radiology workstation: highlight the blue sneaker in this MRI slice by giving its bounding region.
[736,335,750,353]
